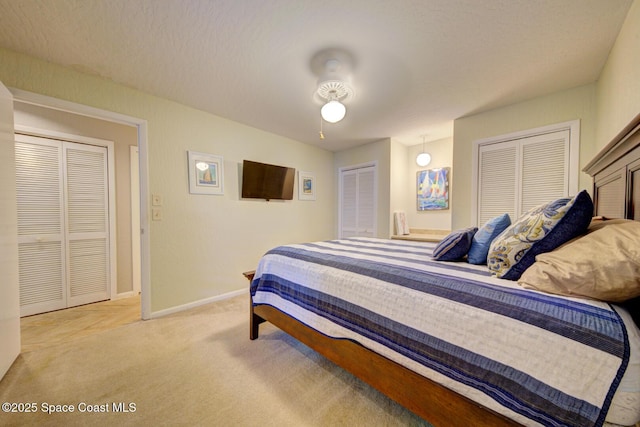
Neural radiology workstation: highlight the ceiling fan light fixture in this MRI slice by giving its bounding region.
[321,99,346,123]
[314,56,354,125]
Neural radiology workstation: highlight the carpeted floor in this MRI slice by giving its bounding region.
[20,296,141,353]
[0,295,431,426]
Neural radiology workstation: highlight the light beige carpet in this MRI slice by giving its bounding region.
[0,295,431,426]
[20,296,141,352]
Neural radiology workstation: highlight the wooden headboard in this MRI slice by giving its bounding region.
[584,112,640,220]
[584,112,640,325]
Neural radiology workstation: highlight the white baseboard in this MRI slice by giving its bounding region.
[149,288,246,319]
[114,291,137,300]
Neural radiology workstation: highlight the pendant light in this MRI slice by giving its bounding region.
[416,135,431,167]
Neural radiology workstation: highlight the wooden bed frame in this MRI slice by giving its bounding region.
[246,112,640,427]
[584,112,640,220]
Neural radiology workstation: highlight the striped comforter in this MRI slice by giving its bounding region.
[250,238,631,427]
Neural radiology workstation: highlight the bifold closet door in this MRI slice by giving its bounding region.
[15,136,66,316]
[476,129,569,226]
[64,142,110,308]
[15,135,110,316]
[340,165,376,238]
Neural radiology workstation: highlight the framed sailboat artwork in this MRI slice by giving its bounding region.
[417,167,450,211]
[188,151,224,195]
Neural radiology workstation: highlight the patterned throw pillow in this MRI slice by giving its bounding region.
[467,213,511,265]
[487,190,593,280]
[432,227,478,261]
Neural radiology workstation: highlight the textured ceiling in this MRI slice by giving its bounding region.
[0,0,633,150]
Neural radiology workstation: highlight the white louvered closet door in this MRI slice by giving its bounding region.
[15,136,66,316]
[477,140,518,226]
[477,130,569,226]
[356,168,375,236]
[65,142,110,307]
[340,170,358,237]
[15,135,110,316]
[340,165,376,238]
[520,131,569,212]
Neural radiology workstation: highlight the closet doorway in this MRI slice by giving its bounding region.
[15,132,114,317]
[10,90,150,325]
[472,120,580,227]
[339,162,377,238]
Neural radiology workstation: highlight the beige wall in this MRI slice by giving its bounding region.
[596,0,640,149]
[336,137,453,238]
[339,136,454,237]
[405,137,453,231]
[389,139,409,235]
[334,138,391,238]
[13,102,138,295]
[451,84,597,230]
[451,0,639,231]
[0,47,335,313]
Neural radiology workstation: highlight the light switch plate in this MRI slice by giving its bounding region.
[152,194,163,206]
[152,208,163,221]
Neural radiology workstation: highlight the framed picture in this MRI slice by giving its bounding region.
[417,167,450,211]
[298,171,315,201]
[188,151,224,195]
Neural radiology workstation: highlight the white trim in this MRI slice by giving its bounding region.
[10,88,152,320]
[471,144,480,227]
[16,124,115,147]
[138,124,151,320]
[10,88,143,127]
[149,288,246,319]
[14,125,118,303]
[471,120,580,225]
[339,160,378,173]
[0,80,20,380]
[130,146,141,295]
[473,120,580,146]
[114,290,137,300]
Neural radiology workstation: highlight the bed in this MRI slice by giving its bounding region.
[248,113,640,427]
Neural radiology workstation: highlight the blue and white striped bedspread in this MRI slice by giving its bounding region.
[250,237,631,427]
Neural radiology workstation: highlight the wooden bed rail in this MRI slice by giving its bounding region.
[243,270,265,340]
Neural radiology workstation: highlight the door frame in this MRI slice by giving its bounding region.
[130,146,141,295]
[0,81,20,380]
[10,88,152,320]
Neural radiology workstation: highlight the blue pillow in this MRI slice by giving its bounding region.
[487,190,593,280]
[432,227,478,261]
[467,213,511,265]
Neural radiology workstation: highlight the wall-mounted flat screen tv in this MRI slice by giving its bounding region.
[241,160,295,201]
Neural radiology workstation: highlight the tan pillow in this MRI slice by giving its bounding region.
[518,219,640,302]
